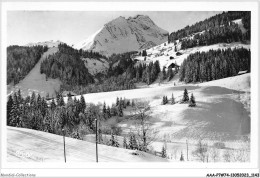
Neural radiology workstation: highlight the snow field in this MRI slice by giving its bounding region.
[7,126,168,162]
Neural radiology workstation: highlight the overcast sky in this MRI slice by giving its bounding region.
[7,11,221,46]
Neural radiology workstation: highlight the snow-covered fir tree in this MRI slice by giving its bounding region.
[189,93,196,107]
[171,93,175,104]
[182,88,189,103]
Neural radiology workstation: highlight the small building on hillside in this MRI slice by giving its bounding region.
[167,62,180,71]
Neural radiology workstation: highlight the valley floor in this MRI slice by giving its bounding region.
[70,73,250,162]
[7,72,251,162]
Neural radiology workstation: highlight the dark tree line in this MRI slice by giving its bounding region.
[39,43,163,94]
[7,45,48,85]
[63,52,162,94]
[168,11,250,44]
[179,48,250,83]
[180,22,246,50]
[7,89,132,141]
[7,89,160,153]
[40,43,94,86]
[106,52,160,86]
[7,90,91,139]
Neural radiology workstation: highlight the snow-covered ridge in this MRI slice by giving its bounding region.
[26,40,63,48]
[74,15,169,56]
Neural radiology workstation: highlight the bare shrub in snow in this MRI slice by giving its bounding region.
[131,101,158,152]
[223,149,233,162]
[232,141,250,162]
[192,139,208,162]
[209,147,220,162]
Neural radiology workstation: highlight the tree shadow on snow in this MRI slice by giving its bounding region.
[173,98,250,141]
[199,86,245,96]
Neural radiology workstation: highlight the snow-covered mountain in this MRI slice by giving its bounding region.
[74,15,169,56]
[26,40,63,48]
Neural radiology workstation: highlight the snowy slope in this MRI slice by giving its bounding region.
[199,73,250,92]
[61,73,250,145]
[7,47,61,98]
[7,126,168,162]
[74,15,168,56]
[77,73,251,162]
[232,19,247,34]
[136,42,250,71]
[26,40,63,48]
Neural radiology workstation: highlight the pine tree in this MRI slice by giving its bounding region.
[171,93,175,104]
[142,50,147,57]
[123,98,127,108]
[41,98,48,115]
[182,88,189,103]
[103,102,107,119]
[59,95,65,107]
[50,98,56,110]
[118,103,123,117]
[80,95,86,112]
[17,89,23,104]
[67,92,73,104]
[36,94,42,109]
[24,95,30,105]
[165,96,168,104]
[129,134,138,150]
[131,99,135,107]
[116,97,119,106]
[154,60,161,74]
[106,106,111,118]
[114,135,119,147]
[56,93,62,107]
[9,97,20,127]
[7,95,14,124]
[30,91,36,107]
[43,111,52,133]
[123,136,128,149]
[162,96,169,105]
[109,132,119,147]
[180,152,184,161]
[132,134,138,150]
[161,145,167,158]
[189,93,196,107]
[162,67,167,80]
[162,96,165,105]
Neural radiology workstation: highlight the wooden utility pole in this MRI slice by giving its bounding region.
[95,118,98,163]
[186,139,189,161]
[62,128,66,163]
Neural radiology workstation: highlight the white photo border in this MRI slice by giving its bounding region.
[0,1,259,177]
